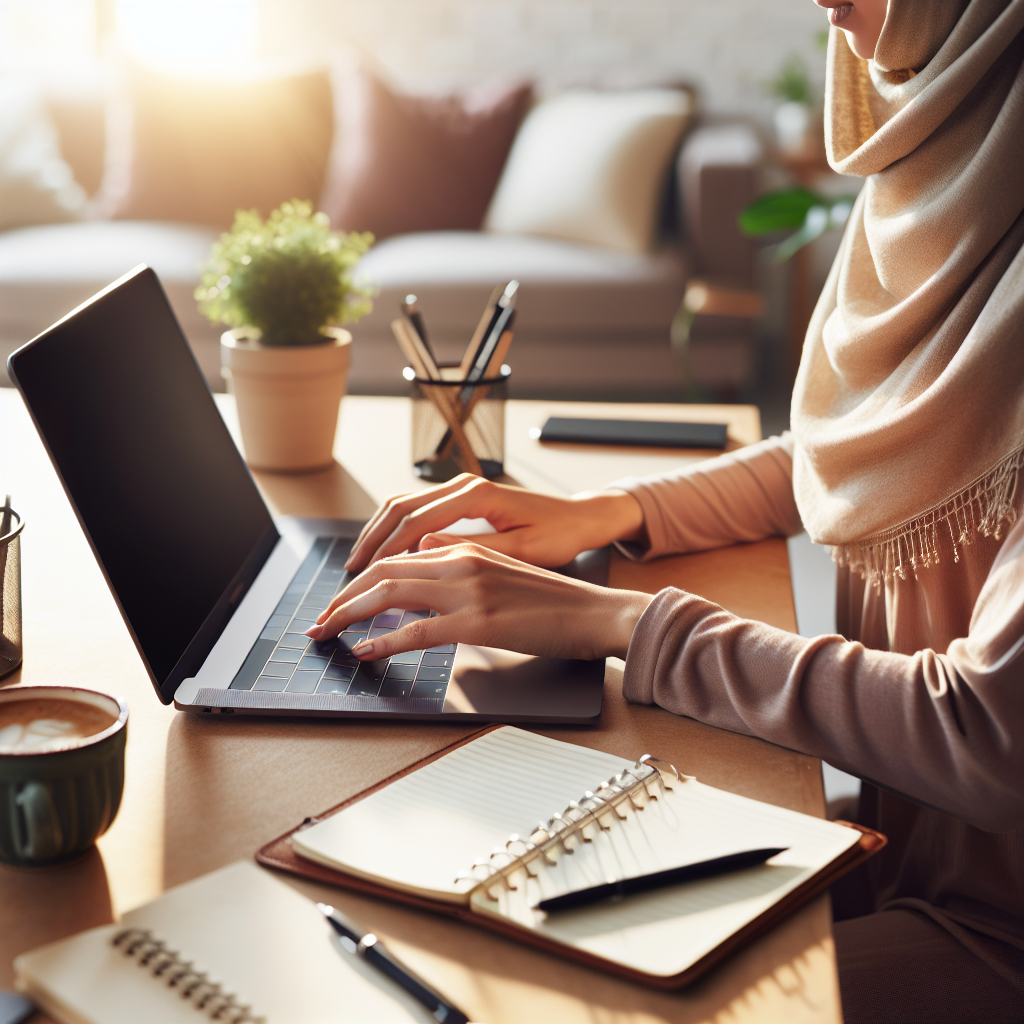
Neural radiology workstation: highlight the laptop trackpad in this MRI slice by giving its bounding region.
[443,645,604,720]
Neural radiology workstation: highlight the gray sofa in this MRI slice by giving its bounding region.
[0,123,762,402]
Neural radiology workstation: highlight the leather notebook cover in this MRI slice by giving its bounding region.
[257,726,886,990]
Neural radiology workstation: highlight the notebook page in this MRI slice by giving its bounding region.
[15,862,427,1024]
[470,778,860,978]
[291,727,634,901]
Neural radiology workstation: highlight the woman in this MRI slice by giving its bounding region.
[309,0,1024,1018]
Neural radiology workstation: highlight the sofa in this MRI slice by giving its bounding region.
[0,62,763,402]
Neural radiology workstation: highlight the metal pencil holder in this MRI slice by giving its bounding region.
[409,365,510,482]
[0,504,23,680]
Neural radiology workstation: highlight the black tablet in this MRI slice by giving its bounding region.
[537,417,728,450]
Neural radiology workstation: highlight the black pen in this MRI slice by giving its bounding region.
[534,848,788,914]
[317,903,469,1024]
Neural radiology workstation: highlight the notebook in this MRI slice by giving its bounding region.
[260,726,885,989]
[14,862,440,1024]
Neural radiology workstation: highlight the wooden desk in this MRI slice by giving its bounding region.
[0,388,839,1024]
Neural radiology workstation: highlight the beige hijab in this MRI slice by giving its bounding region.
[791,0,1024,584]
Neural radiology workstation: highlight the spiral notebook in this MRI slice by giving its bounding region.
[13,862,436,1024]
[259,726,885,989]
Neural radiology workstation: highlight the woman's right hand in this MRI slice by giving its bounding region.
[345,474,646,572]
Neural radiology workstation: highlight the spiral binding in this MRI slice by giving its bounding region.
[454,754,692,898]
[110,928,265,1023]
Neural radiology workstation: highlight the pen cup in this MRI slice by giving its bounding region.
[0,504,24,680]
[408,365,509,482]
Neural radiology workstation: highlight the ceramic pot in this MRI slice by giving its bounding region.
[221,327,352,472]
[774,100,812,153]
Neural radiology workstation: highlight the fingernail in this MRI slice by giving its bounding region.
[305,626,321,637]
[352,640,374,656]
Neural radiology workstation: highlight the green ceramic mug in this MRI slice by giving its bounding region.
[0,686,127,867]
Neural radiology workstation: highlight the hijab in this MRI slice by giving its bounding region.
[790,0,1024,584]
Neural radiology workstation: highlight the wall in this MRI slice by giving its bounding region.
[260,0,828,126]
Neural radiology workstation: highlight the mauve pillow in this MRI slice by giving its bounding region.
[96,60,333,228]
[320,68,532,239]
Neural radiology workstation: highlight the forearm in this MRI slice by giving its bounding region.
[623,589,1024,831]
[610,433,802,561]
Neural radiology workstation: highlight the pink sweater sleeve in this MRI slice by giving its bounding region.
[609,433,803,561]
[621,517,1024,833]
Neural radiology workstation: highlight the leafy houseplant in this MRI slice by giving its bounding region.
[196,200,374,347]
[739,187,856,263]
[197,201,376,472]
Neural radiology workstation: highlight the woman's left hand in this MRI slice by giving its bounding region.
[305,542,652,662]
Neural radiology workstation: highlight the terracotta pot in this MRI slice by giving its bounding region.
[220,327,352,472]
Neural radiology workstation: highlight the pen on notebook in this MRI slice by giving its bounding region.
[317,903,469,1024]
[534,847,788,914]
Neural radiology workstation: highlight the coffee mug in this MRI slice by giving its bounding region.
[0,686,127,867]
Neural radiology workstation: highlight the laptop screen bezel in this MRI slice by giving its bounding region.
[7,265,280,705]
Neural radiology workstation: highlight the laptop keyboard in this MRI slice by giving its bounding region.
[228,537,454,701]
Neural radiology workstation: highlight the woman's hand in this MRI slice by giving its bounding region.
[309,542,652,662]
[345,474,646,573]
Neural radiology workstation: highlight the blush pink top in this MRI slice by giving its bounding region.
[612,434,1024,979]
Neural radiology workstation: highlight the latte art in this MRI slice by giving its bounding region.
[0,698,116,752]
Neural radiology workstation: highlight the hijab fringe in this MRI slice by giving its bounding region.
[831,444,1024,588]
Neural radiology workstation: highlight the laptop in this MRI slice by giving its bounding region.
[7,266,605,724]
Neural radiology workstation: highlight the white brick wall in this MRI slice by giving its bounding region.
[260,0,828,125]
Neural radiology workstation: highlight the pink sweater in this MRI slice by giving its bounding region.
[613,434,1024,969]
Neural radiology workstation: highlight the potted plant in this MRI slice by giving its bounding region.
[768,54,817,154]
[196,200,374,471]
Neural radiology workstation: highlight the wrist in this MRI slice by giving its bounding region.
[598,588,653,660]
[572,489,646,547]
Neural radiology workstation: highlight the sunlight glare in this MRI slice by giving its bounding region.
[115,0,257,73]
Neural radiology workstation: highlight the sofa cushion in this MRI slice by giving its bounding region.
[320,68,531,240]
[350,231,688,396]
[0,222,689,401]
[0,221,222,386]
[95,60,334,228]
[484,89,693,254]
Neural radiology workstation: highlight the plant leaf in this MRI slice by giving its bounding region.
[738,188,821,236]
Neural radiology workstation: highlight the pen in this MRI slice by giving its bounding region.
[534,847,788,913]
[401,294,438,367]
[317,903,469,1024]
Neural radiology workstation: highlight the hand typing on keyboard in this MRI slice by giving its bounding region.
[305,542,651,663]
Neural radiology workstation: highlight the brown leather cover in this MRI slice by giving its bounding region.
[256,729,887,990]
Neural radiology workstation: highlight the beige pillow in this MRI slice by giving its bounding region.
[484,88,693,254]
[96,60,333,228]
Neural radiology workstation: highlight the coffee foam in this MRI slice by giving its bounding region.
[0,698,117,753]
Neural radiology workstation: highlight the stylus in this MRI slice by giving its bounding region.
[318,903,469,1024]
[534,847,788,913]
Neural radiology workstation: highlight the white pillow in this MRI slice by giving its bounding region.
[0,84,86,232]
[484,88,692,254]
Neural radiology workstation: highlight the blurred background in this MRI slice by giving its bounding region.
[0,0,857,430]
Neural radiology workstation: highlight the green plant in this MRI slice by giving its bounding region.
[196,200,375,346]
[768,54,815,105]
[739,187,856,263]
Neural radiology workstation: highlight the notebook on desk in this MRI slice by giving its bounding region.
[13,862,439,1024]
[258,727,886,989]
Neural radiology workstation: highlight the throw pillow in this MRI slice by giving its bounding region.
[96,60,333,228]
[0,83,86,231]
[320,67,532,240]
[484,88,694,254]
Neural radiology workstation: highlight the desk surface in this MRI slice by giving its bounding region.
[0,388,839,1024]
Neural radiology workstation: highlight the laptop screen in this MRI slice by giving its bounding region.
[8,267,277,702]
